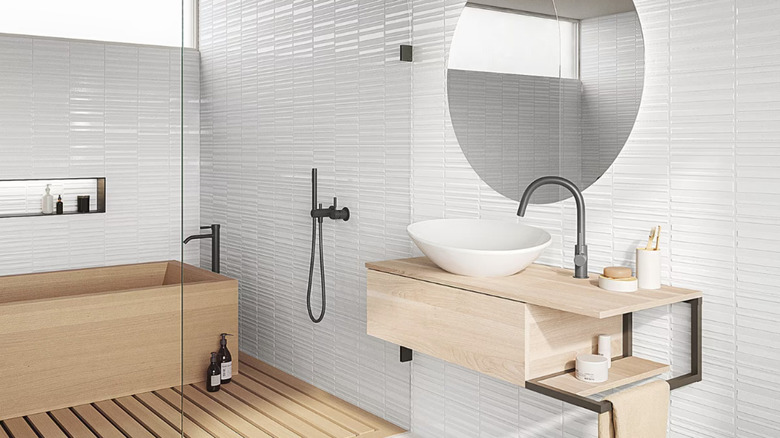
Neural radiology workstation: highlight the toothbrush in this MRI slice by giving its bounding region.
[645,227,656,250]
[654,225,661,250]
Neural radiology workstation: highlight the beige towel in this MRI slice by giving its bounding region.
[598,380,670,438]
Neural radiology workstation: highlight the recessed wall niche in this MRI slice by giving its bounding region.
[0,177,106,218]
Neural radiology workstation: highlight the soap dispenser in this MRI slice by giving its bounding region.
[218,333,234,384]
[56,195,63,215]
[207,352,221,392]
[42,184,54,214]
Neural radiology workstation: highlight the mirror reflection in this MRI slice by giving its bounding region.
[447,0,644,203]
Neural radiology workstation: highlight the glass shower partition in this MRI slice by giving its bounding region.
[0,1,190,435]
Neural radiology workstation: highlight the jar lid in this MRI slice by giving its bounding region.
[576,354,608,364]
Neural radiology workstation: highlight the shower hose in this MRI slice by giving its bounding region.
[307,211,326,323]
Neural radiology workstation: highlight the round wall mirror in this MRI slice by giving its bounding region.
[447,0,644,203]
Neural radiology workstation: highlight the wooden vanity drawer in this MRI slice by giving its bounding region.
[368,269,527,385]
[367,269,622,385]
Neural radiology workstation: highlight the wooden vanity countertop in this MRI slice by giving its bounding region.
[365,257,702,319]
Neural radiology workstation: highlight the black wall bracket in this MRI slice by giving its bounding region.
[525,298,702,414]
[400,346,413,362]
[400,45,413,62]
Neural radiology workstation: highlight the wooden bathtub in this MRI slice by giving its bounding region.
[0,261,238,421]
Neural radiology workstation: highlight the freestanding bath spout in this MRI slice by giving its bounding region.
[517,176,588,279]
[184,224,221,273]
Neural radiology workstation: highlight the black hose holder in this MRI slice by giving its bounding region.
[307,168,350,324]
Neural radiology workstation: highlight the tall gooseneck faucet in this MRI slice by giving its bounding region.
[184,224,221,273]
[517,176,588,279]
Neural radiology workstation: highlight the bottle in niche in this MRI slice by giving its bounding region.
[218,333,234,384]
[56,195,63,215]
[207,352,221,392]
[42,184,54,214]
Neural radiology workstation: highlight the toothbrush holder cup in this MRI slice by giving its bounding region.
[636,247,661,289]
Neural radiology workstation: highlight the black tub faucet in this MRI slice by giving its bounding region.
[517,176,588,279]
[184,224,221,274]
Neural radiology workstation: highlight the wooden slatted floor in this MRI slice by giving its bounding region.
[0,353,405,438]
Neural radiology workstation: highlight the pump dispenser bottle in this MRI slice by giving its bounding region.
[207,352,221,392]
[218,333,233,384]
[56,195,63,215]
[42,184,54,214]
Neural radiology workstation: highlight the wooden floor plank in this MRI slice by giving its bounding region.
[27,413,67,438]
[222,377,335,438]
[50,409,97,438]
[191,383,302,438]
[115,396,181,438]
[156,388,242,438]
[93,400,155,438]
[176,385,274,438]
[72,404,126,438]
[3,418,38,438]
[134,392,213,438]
[241,354,406,436]
[231,374,352,437]
[2,361,403,438]
[239,358,374,435]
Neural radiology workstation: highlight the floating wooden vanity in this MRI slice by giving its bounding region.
[366,257,702,413]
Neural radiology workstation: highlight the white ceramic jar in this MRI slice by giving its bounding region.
[575,354,609,383]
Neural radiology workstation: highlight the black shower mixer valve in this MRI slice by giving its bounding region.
[310,196,350,222]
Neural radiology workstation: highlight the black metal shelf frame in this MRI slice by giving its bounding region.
[525,297,702,414]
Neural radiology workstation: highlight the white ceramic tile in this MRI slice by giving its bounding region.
[198,0,414,428]
[198,0,780,436]
[0,34,200,275]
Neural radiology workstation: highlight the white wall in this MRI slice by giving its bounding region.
[199,0,780,436]
[580,11,645,186]
[0,34,201,276]
[410,0,779,436]
[198,0,414,427]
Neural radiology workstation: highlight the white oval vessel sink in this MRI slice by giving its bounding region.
[407,219,552,277]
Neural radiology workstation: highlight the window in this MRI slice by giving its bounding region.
[449,5,578,79]
[0,0,196,48]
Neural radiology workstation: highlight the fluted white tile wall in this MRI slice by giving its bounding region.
[199,0,780,436]
[199,0,414,427]
[580,11,645,185]
[410,0,779,437]
[0,34,201,276]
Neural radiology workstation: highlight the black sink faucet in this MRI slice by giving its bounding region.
[184,224,221,274]
[517,176,588,279]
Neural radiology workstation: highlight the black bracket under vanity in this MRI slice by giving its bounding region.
[525,298,702,414]
[0,177,106,219]
[400,45,413,62]
[400,346,413,363]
